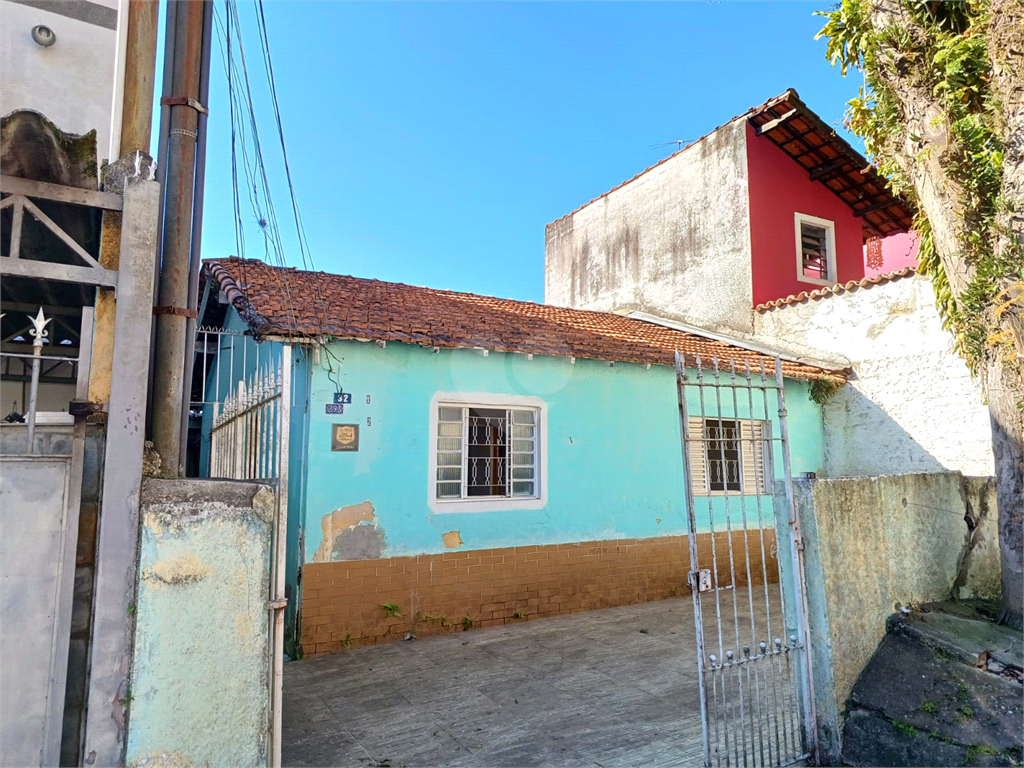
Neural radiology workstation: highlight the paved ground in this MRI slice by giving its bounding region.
[283,587,790,767]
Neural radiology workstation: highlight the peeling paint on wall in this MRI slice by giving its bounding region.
[331,523,385,561]
[442,531,463,549]
[312,501,387,562]
[313,501,376,562]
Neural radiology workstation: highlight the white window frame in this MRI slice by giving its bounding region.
[428,392,547,514]
[794,212,837,286]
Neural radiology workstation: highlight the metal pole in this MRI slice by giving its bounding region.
[270,345,292,768]
[150,0,209,474]
[25,308,51,453]
[176,0,214,474]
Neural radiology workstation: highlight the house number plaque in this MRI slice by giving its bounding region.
[331,423,359,451]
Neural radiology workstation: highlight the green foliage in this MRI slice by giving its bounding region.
[461,615,474,631]
[892,719,918,737]
[817,1,1022,373]
[382,602,401,618]
[809,376,842,406]
[512,610,525,619]
[919,700,939,714]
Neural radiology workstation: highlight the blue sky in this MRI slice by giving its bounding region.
[191,1,858,303]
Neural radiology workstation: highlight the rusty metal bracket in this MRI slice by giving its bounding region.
[68,399,105,417]
[265,599,288,611]
[160,96,209,115]
[152,305,198,318]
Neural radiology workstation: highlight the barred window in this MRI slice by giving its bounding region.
[435,405,538,501]
[687,417,771,496]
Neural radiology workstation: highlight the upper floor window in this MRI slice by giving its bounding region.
[429,393,546,513]
[794,213,837,286]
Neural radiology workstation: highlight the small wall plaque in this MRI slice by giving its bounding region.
[333,392,353,405]
[325,404,345,414]
[331,423,359,451]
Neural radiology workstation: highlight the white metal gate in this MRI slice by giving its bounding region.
[675,353,816,767]
[194,331,291,768]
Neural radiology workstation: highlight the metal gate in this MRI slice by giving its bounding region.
[191,330,291,768]
[675,353,816,767]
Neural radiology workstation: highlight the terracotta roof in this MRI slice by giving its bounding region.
[748,90,914,239]
[550,89,914,241]
[205,257,842,381]
[754,267,918,311]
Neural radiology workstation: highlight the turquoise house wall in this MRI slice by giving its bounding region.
[302,338,825,563]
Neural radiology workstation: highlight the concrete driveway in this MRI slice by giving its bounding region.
[283,595,707,767]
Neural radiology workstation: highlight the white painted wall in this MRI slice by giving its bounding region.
[753,274,993,476]
[544,119,755,335]
[0,0,120,166]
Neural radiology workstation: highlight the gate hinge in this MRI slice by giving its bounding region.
[265,598,287,610]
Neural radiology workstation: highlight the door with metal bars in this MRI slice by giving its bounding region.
[675,353,816,768]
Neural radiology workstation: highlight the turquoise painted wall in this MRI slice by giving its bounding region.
[301,339,825,563]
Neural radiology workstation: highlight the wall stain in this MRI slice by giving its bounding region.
[142,554,210,586]
[442,530,463,549]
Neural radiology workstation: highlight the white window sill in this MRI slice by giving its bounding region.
[796,275,835,287]
[430,496,545,514]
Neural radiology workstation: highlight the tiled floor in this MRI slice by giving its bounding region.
[283,587,794,767]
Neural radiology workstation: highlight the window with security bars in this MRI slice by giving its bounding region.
[687,417,771,495]
[436,406,538,500]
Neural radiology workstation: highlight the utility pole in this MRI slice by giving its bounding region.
[150,0,211,474]
[89,0,160,406]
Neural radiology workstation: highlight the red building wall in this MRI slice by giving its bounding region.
[746,123,866,307]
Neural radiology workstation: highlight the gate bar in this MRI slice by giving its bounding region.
[675,351,712,768]
[773,358,818,761]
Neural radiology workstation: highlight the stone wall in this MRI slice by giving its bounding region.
[753,273,993,477]
[791,473,1000,761]
[126,479,275,768]
[300,530,778,655]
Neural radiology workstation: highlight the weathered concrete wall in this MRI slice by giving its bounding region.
[754,274,993,477]
[794,472,1000,758]
[126,479,274,768]
[544,118,755,335]
[0,0,119,164]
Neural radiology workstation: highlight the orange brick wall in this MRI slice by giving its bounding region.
[300,530,779,656]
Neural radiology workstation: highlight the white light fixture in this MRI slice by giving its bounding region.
[31,25,56,47]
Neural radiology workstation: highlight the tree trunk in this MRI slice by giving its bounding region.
[869,0,1024,628]
[986,359,1024,630]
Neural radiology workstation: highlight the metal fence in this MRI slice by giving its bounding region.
[1,306,93,452]
[189,326,292,768]
[675,353,816,768]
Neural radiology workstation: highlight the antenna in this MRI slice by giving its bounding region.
[651,139,693,152]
